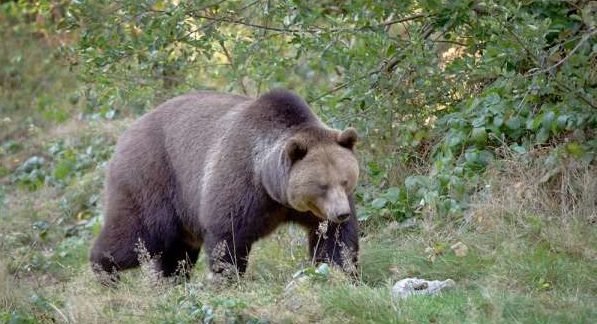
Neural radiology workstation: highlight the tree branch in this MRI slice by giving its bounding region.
[430,39,468,47]
[554,80,597,110]
[188,13,429,35]
[218,39,248,95]
[526,28,596,77]
[191,14,306,33]
[310,18,441,102]
[308,73,374,103]
[379,14,428,27]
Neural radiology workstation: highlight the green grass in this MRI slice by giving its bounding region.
[2,168,595,323]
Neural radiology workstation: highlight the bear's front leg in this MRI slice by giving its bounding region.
[203,231,252,279]
[308,213,359,277]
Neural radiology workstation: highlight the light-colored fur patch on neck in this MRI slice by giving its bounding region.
[252,132,291,205]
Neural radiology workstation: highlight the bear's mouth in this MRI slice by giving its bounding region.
[307,202,326,220]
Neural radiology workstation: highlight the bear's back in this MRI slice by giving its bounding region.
[105,91,251,214]
[108,90,323,223]
[155,89,319,136]
[156,91,250,127]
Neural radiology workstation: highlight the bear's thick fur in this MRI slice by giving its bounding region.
[90,89,360,282]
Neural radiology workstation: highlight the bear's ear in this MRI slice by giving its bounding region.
[338,127,358,150]
[286,138,308,163]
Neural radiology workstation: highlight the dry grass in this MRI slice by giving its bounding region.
[471,156,596,222]
[0,261,15,311]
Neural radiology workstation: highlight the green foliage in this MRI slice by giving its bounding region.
[9,133,112,192]
[154,286,215,323]
[0,311,36,324]
[58,0,596,223]
[292,262,331,282]
[10,156,47,191]
[47,135,113,187]
[358,186,415,222]
[0,1,80,140]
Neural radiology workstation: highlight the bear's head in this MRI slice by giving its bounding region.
[285,127,359,223]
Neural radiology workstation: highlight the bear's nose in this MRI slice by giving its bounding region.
[336,213,351,222]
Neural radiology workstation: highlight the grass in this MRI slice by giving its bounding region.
[1,22,596,324]
[1,150,595,323]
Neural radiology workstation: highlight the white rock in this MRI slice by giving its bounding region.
[391,277,455,299]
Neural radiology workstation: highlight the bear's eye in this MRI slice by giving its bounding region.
[318,184,329,191]
[341,180,348,187]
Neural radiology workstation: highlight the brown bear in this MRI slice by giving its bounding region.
[90,89,360,283]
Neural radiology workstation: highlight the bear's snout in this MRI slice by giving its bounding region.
[322,188,352,223]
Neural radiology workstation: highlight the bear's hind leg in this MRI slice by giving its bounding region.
[90,178,148,285]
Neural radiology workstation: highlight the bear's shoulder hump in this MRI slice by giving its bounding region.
[250,89,317,127]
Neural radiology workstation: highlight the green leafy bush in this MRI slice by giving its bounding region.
[20,0,595,221]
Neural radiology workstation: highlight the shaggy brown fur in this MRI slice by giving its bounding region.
[90,89,360,283]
